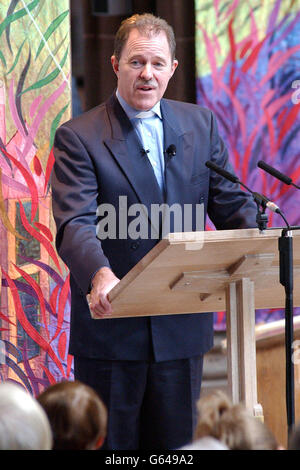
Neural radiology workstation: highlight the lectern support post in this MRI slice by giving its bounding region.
[226,278,263,417]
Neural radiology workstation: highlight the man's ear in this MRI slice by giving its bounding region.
[171,59,179,77]
[111,55,119,75]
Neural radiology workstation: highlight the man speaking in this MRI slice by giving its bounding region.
[51,13,257,449]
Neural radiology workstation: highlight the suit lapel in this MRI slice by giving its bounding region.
[161,100,194,207]
[104,95,164,235]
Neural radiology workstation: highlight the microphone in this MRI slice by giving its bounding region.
[141,148,150,156]
[205,160,286,218]
[205,160,239,184]
[257,160,293,186]
[166,144,176,159]
[258,160,300,191]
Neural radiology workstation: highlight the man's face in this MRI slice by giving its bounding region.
[111,28,178,110]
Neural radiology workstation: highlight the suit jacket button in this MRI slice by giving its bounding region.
[131,241,140,250]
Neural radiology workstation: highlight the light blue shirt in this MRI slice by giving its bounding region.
[116,90,165,191]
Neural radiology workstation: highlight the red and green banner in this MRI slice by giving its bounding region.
[0,0,71,393]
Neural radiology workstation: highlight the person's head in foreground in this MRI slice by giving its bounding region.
[0,381,52,450]
[37,380,107,450]
[195,390,278,450]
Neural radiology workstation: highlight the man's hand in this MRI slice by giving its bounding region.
[88,267,120,319]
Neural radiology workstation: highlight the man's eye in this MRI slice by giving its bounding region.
[130,60,141,67]
[154,62,165,68]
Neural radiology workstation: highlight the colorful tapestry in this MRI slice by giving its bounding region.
[195,0,300,329]
[1,1,299,393]
[0,0,71,393]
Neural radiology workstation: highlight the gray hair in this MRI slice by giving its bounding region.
[0,382,53,450]
[113,13,176,62]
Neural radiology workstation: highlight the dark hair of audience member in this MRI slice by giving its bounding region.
[195,390,278,450]
[37,380,107,450]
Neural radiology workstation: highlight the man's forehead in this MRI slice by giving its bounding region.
[123,29,171,56]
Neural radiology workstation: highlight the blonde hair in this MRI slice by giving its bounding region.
[195,390,277,450]
[0,382,52,450]
[113,13,176,61]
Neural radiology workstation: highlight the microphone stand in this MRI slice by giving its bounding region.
[252,194,299,440]
[206,160,299,437]
[253,195,269,232]
[245,192,296,437]
[256,162,300,437]
[246,192,297,439]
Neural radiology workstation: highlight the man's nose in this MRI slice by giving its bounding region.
[140,63,153,80]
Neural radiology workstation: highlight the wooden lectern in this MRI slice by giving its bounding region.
[103,228,300,417]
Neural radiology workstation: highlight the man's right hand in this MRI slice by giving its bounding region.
[88,267,120,319]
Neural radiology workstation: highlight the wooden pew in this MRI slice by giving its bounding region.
[256,315,300,448]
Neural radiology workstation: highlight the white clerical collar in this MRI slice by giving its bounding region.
[116,90,162,120]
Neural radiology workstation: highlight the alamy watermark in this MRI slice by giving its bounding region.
[291,80,300,104]
[96,196,205,241]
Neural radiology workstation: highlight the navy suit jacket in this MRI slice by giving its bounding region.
[51,93,257,361]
